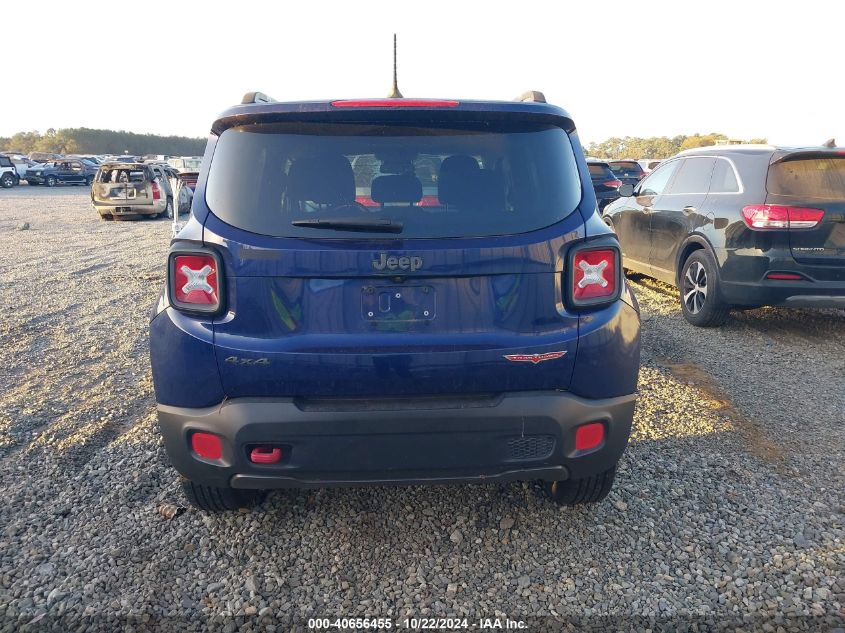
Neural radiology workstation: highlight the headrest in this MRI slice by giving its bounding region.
[438,155,479,204]
[287,154,354,204]
[371,174,423,204]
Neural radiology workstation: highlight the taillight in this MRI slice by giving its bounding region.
[568,246,621,308]
[168,251,222,314]
[151,180,161,200]
[741,205,824,230]
[602,179,623,189]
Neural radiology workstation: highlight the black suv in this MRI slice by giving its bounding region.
[605,145,845,326]
[607,160,646,188]
[586,160,622,211]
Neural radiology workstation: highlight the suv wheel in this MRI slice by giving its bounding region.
[544,465,617,505]
[679,250,729,327]
[45,175,57,187]
[181,479,264,512]
[0,173,14,188]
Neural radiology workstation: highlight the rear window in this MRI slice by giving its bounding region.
[205,121,581,238]
[767,156,845,198]
[608,161,643,178]
[587,163,613,179]
[97,166,148,183]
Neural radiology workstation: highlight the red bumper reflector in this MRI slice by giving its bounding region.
[250,447,282,464]
[331,99,459,108]
[766,272,803,280]
[191,432,222,460]
[575,422,605,451]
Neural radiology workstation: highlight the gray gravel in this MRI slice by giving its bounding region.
[0,188,843,631]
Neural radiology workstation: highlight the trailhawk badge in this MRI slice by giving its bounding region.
[503,351,567,364]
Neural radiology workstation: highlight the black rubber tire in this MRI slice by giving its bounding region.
[679,250,730,327]
[544,465,617,506]
[0,173,14,188]
[100,214,114,221]
[45,176,56,187]
[181,479,264,512]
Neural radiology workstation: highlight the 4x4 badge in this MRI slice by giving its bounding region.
[504,351,567,364]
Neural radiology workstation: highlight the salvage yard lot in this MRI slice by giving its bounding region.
[0,188,843,630]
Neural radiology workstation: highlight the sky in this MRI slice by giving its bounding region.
[3,0,842,147]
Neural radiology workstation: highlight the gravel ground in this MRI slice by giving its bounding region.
[0,188,843,632]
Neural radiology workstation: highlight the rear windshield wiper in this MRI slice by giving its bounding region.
[291,218,404,233]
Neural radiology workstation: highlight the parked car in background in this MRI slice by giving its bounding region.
[150,91,641,512]
[0,155,19,188]
[607,160,646,187]
[587,159,623,211]
[605,145,845,326]
[91,162,171,219]
[10,155,42,179]
[167,156,202,173]
[25,159,97,186]
[637,159,662,175]
[28,152,62,163]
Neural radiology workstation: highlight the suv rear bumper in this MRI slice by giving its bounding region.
[157,391,636,489]
[720,279,845,308]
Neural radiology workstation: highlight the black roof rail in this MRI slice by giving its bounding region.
[241,91,277,105]
[515,90,546,103]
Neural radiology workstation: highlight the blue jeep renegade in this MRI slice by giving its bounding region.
[149,91,641,511]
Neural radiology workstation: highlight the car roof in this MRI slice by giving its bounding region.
[211,97,575,135]
[98,162,148,168]
[585,159,611,167]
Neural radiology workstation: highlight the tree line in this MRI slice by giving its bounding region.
[586,133,768,160]
[0,128,206,156]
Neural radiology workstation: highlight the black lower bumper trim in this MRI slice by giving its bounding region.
[157,391,636,489]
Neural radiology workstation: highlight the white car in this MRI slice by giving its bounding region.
[166,156,202,173]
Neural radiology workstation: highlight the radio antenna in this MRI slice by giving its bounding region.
[387,34,403,98]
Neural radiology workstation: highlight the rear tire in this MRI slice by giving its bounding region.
[679,250,730,327]
[544,465,617,505]
[0,173,14,188]
[45,176,56,187]
[181,479,264,512]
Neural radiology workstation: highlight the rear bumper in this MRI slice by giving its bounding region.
[94,203,160,217]
[157,391,636,489]
[719,279,845,308]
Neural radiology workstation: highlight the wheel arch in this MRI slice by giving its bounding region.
[675,234,718,287]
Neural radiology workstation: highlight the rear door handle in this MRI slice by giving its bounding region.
[683,205,697,215]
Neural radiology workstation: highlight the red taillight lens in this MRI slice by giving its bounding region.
[151,181,161,200]
[331,99,459,108]
[575,422,605,451]
[571,247,619,306]
[766,272,804,280]
[191,432,222,460]
[741,205,824,230]
[170,253,220,312]
[602,179,623,189]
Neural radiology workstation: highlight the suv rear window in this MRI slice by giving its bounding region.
[608,161,643,178]
[97,166,148,183]
[205,121,581,238]
[587,163,614,179]
[767,156,845,198]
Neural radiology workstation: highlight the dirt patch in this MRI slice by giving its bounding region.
[656,358,786,466]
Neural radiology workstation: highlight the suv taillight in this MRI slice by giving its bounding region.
[741,205,824,230]
[168,251,223,314]
[568,245,621,308]
[602,179,623,189]
[151,180,161,200]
